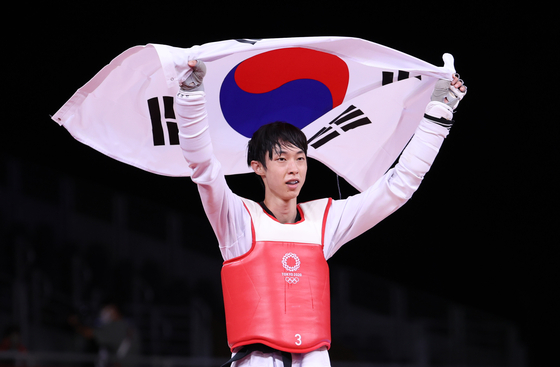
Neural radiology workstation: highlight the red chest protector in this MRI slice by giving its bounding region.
[221,198,332,354]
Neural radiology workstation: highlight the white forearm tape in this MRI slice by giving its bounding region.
[174,91,213,165]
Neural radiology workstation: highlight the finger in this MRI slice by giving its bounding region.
[188,60,197,68]
[452,78,464,89]
[450,80,467,94]
[456,80,467,92]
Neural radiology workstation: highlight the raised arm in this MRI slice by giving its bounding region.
[174,61,253,260]
[324,69,467,259]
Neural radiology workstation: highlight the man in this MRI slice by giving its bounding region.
[69,303,140,366]
[175,59,466,367]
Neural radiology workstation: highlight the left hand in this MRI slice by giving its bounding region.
[431,73,467,110]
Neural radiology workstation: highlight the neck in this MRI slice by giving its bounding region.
[263,197,298,224]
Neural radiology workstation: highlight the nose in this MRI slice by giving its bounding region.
[287,159,298,174]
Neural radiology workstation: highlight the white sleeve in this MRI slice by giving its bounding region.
[323,116,451,259]
[175,91,253,260]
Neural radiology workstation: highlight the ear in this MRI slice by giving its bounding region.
[251,160,265,176]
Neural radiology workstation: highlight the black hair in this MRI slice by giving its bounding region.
[246,121,308,168]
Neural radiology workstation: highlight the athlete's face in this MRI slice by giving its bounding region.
[252,142,307,203]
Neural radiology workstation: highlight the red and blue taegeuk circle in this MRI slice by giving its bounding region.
[219,48,349,138]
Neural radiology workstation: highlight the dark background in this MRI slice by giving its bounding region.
[3,2,556,366]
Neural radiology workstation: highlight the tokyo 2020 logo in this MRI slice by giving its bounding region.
[282,252,302,284]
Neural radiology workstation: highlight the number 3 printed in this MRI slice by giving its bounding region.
[295,334,302,345]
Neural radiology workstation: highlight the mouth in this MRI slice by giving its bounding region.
[286,180,300,188]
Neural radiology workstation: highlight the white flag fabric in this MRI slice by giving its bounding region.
[51,37,454,192]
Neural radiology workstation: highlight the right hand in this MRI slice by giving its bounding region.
[180,60,207,92]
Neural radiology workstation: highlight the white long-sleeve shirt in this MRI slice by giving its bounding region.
[175,91,451,367]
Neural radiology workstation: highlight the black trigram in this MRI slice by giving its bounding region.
[382,70,421,86]
[235,39,262,45]
[147,96,179,146]
[307,105,372,149]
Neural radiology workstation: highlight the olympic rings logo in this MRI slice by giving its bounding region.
[285,277,299,284]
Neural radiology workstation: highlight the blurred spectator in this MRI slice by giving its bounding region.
[0,325,26,352]
[69,303,140,366]
[0,325,27,367]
